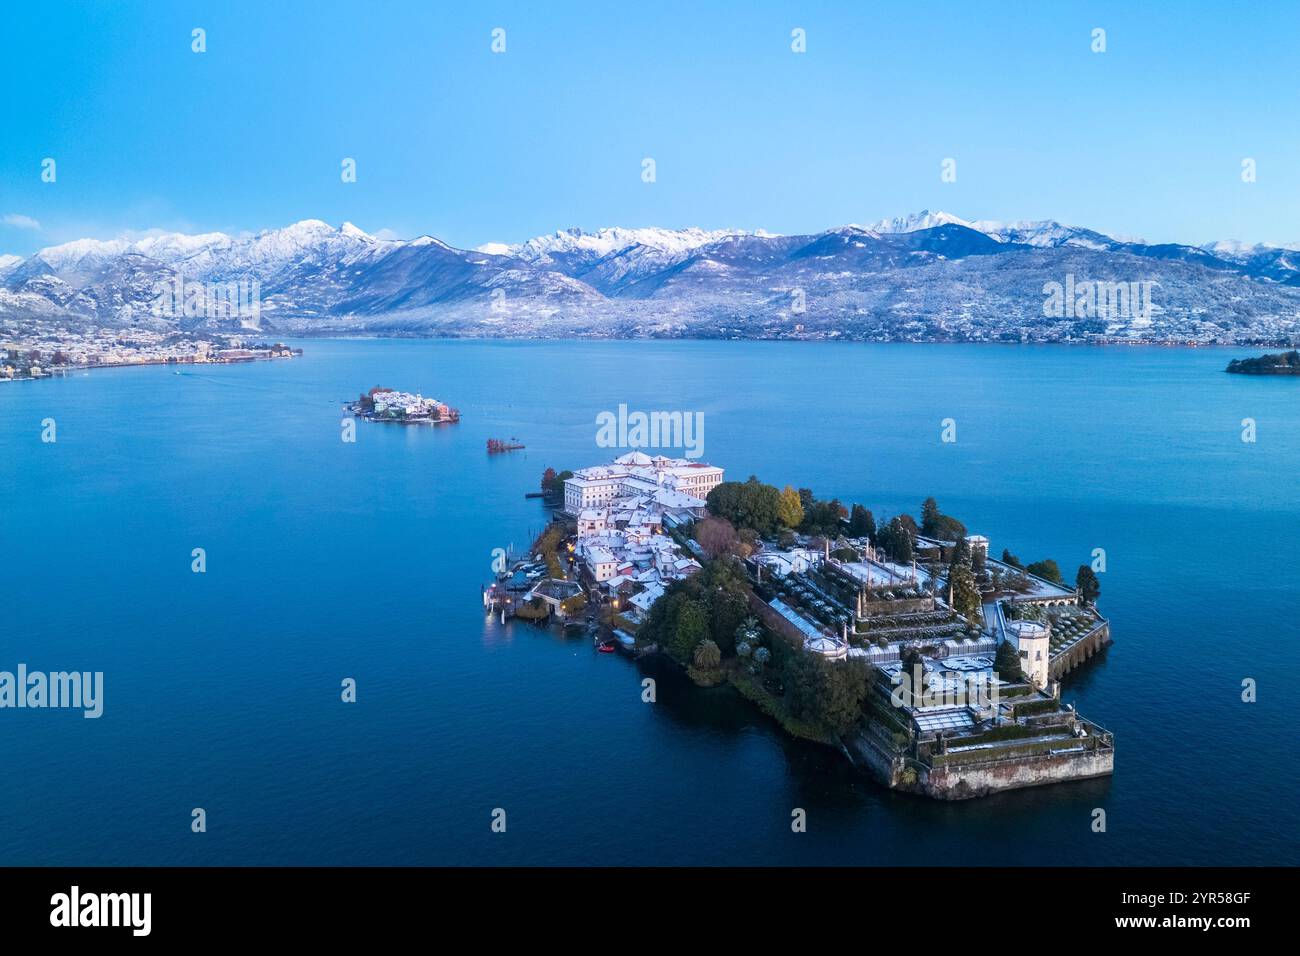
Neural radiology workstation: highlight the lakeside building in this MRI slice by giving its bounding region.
[575,529,701,593]
[564,452,720,602]
[563,452,723,514]
[562,453,721,605]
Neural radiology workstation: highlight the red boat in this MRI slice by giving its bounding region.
[597,642,616,653]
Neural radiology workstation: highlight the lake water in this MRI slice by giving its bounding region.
[2,339,1297,866]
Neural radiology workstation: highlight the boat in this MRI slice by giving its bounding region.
[487,437,525,453]
[597,642,616,653]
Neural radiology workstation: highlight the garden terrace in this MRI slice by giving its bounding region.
[804,565,861,606]
[772,568,861,623]
[774,582,853,631]
[855,608,956,631]
[853,618,970,645]
[1006,602,1106,657]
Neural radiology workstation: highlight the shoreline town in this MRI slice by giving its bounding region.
[0,326,299,381]
[487,451,1114,801]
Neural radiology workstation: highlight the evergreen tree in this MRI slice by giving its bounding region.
[801,498,847,537]
[921,497,940,536]
[848,504,876,540]
[949,563,983,625]
[994,639,1023,681]
[1001,549,1023,569]
[706,477,782,535]
[669,599,710,663]
[1076,565,1101,604]
[1026,559,1064,585]
[884,516,914,564]
[782,654,870,736]
[929,514,968,541]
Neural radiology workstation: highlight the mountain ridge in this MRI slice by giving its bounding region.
[4,213,1300,344]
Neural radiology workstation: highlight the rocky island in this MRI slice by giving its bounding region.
[1226,349,1300,375]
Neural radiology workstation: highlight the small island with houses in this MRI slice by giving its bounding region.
[347,386,460,424]
[485,452,1114,801]
[1226,349,1300,375]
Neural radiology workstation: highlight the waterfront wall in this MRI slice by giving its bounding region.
[844,726,1115,800]
[922,748,1114,800]
[1050,621,1112,680]
[843,727,917,792]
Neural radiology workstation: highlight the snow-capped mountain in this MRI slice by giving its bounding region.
[866,210,971,234]
[480,226,773,264]
[5,214,1300,342]
[1202,238,1300,258]
[32,219,386,281]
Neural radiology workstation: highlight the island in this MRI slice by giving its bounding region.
[1226,349,1300,375]
[485,453,1114,800]
[347,386,460,424]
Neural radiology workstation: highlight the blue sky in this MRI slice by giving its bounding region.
[2,1,1298,256]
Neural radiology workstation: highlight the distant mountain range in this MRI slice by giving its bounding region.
[4,212,1300,343]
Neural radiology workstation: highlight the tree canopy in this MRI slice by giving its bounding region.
[877,516,915,564]
[800,496,847,537]
[706,477,783,536]
[637,558,751,661]
[541,468,572,495]
[1025,559,1063,585]
[777,486,804,529]
[782,653,871,737]
[920,497,967,541]
[695,516,738,559]
[994,639,1024,681]
[949,562,983,625]
[1076,565,1101,604]
[848,504,876,540]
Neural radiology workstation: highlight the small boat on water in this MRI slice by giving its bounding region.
[597,642,616,653]
[487,437,525,453]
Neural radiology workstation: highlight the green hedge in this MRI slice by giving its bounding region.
[1012,698,1059,718]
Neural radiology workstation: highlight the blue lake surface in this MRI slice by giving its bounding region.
[2,339,1297,865]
